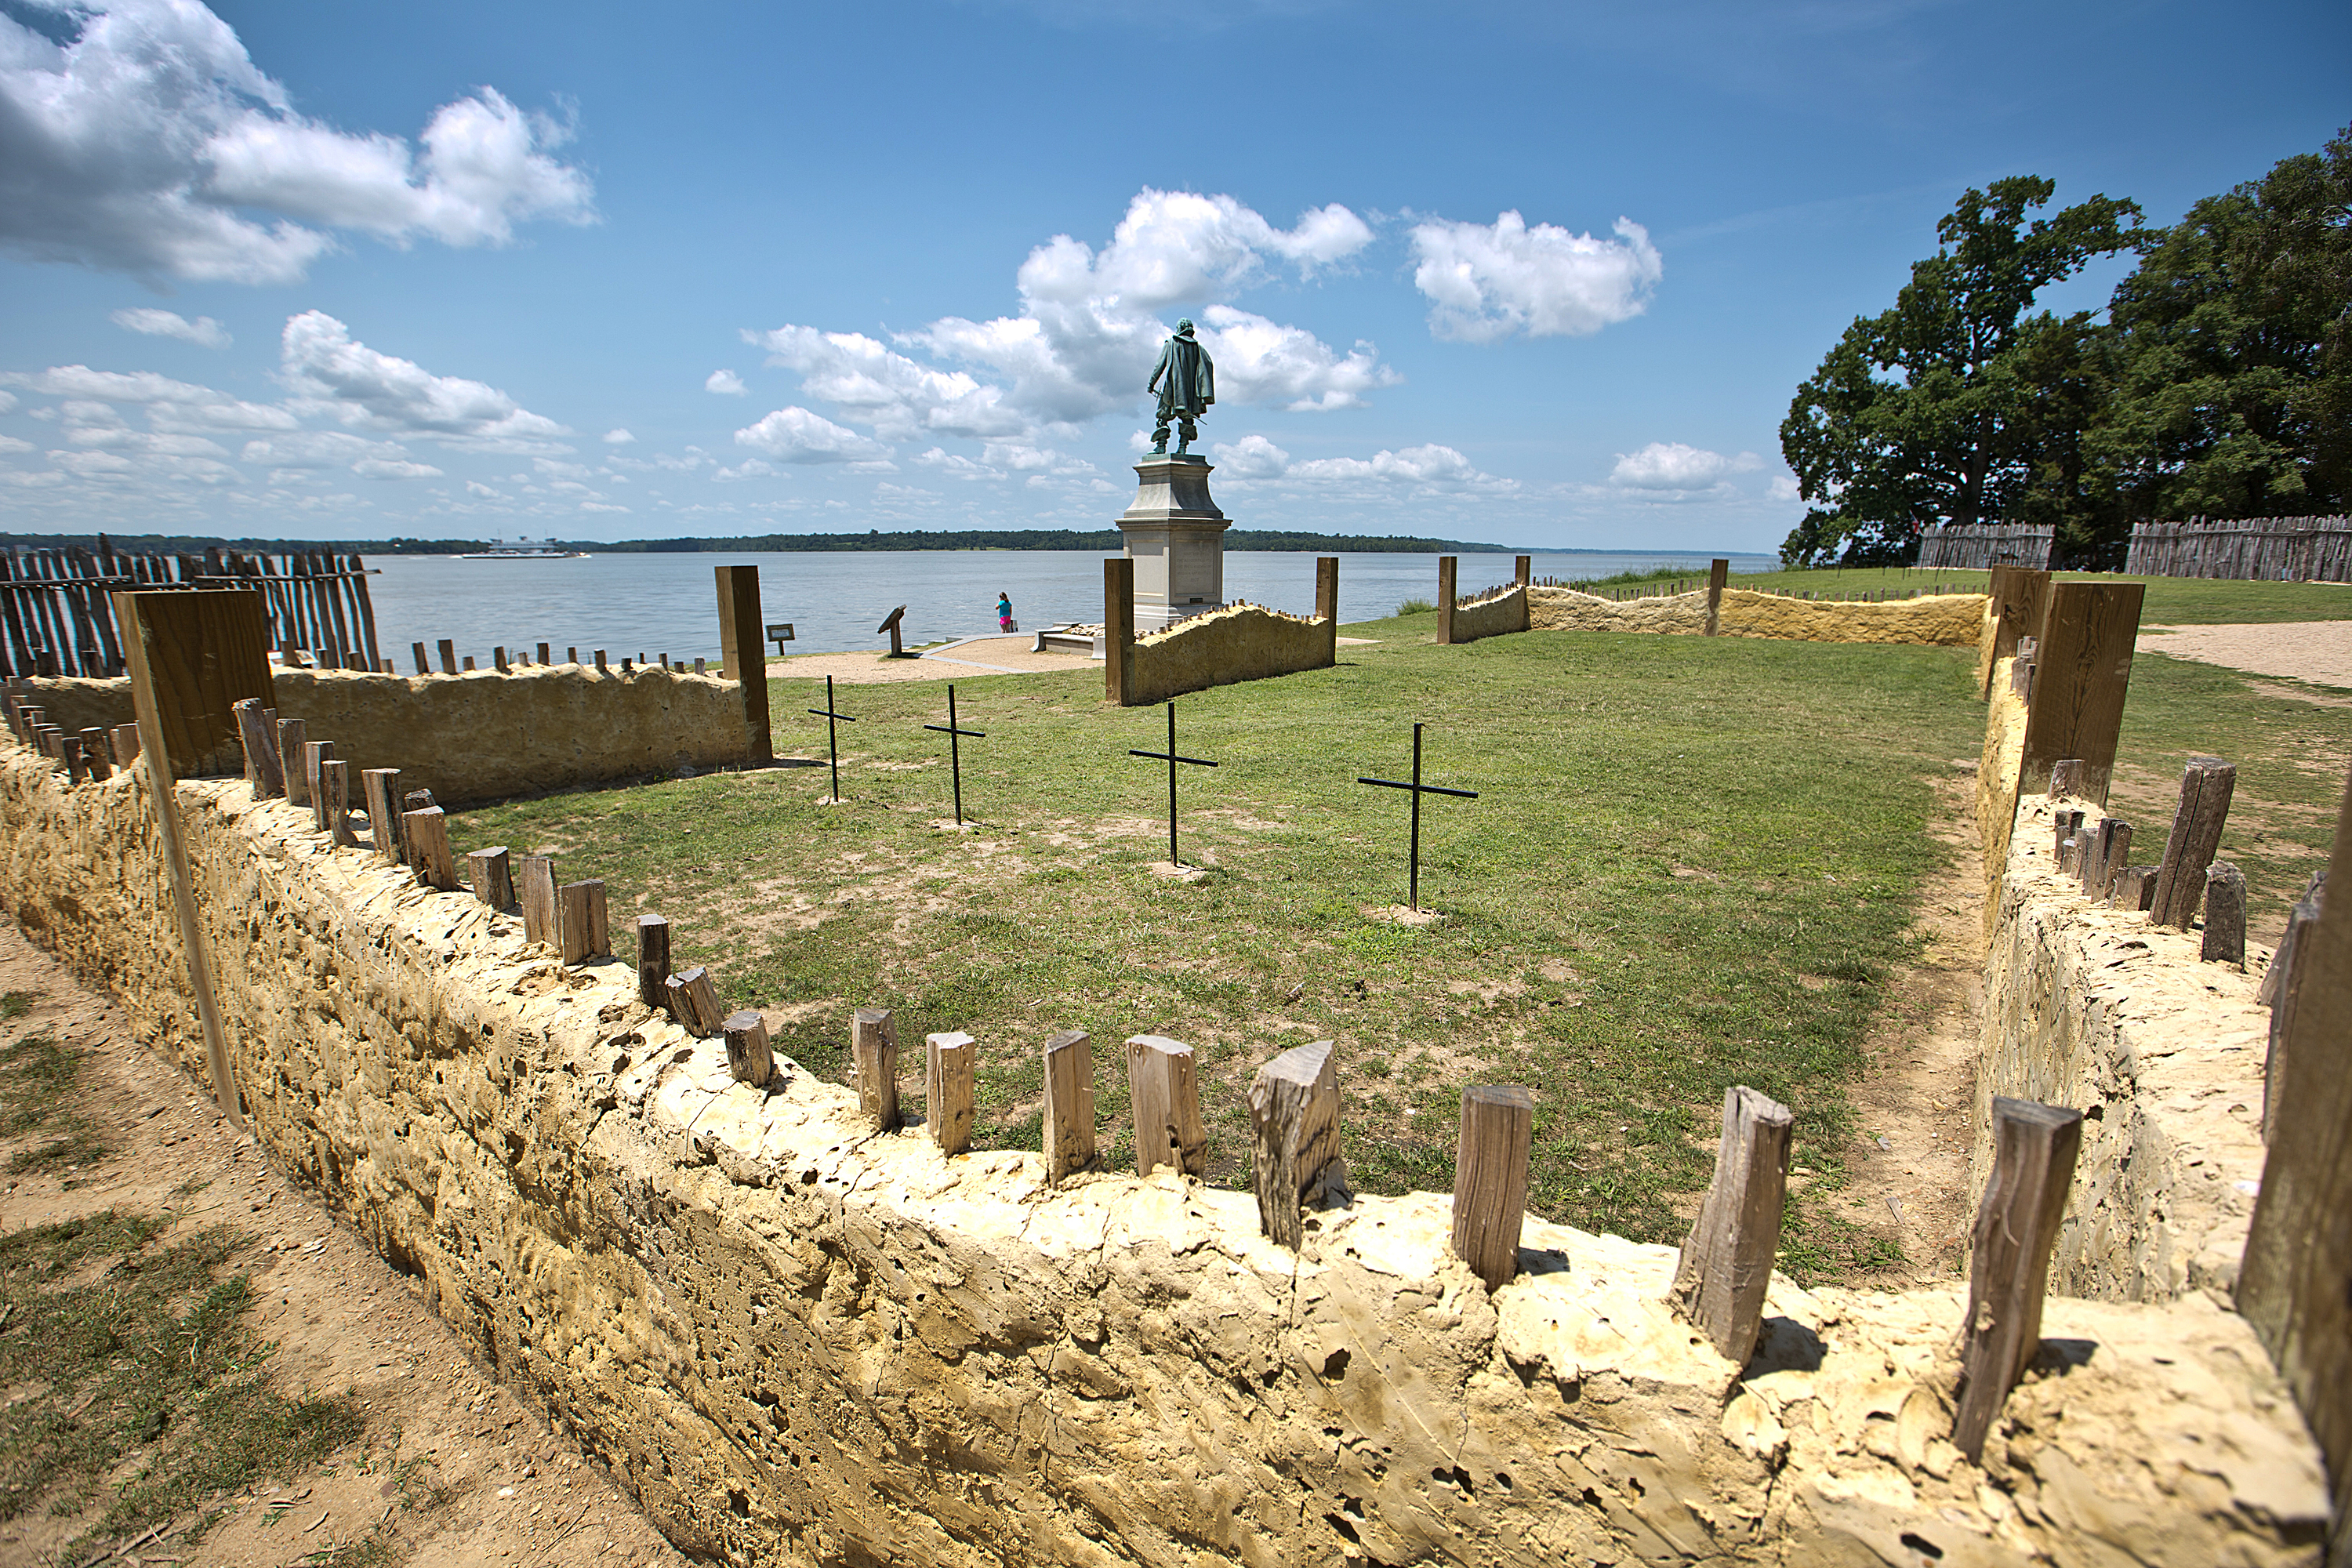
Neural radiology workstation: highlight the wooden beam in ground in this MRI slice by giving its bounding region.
[359,768,402,863]
[1705,557,1729,637]
[232,698,285,799]
[2016,581,2143,804]
[517,855,558,946]
[556,879,608,964]
[1436,556,1457,645]
[302,740,333,830]
[1104,557,1134,706]
[927,1032,976,1156]
[1315,556,1339,667]
[466,846,513,909]
[2239,770,2352,1559]
[714,564,772,764]
[1669,1086,1795,1363]
[2260,873,2327,1143]
[1042,1029,1095,1183]
[114,589,247,1131]
[852,1007,900,1131]
[1952,1097,2084,1461]
[277,717,308,807]
[2201,862,2247,966]
[1248,1037,1346,1249]
[1125,1034,1205,1179]
[668,966,724,1037]
[109,590,270,778]
[722,1011,774,1087]
[635,913,670,1009]
[1451,1084,1535,1291]
[319,759,353,846]
[2150,757,2237,930]
[403,807,456,890]
[1981,567,2050,699]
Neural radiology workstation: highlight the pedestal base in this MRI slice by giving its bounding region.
[1119,456,1230,632]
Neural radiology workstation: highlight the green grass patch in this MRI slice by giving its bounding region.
[0,1210,364,1560]
[0,1032,110,1175]
[1722,564,2350,626]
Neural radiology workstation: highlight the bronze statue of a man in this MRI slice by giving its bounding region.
[1147,318,1215,456]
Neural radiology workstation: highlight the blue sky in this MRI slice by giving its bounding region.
[1,0,2344,551]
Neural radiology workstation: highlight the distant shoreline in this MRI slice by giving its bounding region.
[0,530,1766,559]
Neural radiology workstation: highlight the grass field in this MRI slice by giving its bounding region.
[445,595,2349,1279]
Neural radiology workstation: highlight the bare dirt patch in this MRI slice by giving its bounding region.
[0,924,690,1568]
[2139,620,2352,690]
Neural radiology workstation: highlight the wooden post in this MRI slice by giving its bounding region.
[2047,758,2084,800]
[403,807,457,890]
[360,768,403,862]
[1104,557,1134,706]
[722,1010,775,1087]
[595,650,608,672]
[568,646,578,665]
[713,564,773,764]
[1315,556,1340,667]
[1248,1038,1345,1248]
[1981,567,2050,699]
[412,641,429,675]
[233,698,285,799]
[927,1032,977,1156]
[1451,1084,1535,1291]
[277,717,308,807]
[110,723,141,767]
[2259,873,2327,1143]
[494,647,508,673]
[518,854,558,946]
[1042,1029,1095,1183]
[538,642,551,665]
[1125,1034,1205,1179]
[668,966,724,1037]
[2150,757,2237,930]
[76,727,110,782]
[1669,1086,1794,1363]
[60,735,84,785]
[2201,862,2247,966]
[557,879,608,963]
[2085,817,2131,900]
[1951,1097,2085,1462]
[1515,554,1531,586]
[320,759,353,846]
[114,590,247,1131]
[2016,582,2143,804]
[2115,864,2158,912]
[851,1007,900,1130]
[437,639,456,675]
[636,913,670,1009]
[297,739,329,829]
[467,847,513,909]
[1705,557,1729,637]
[1436,556,1457,644]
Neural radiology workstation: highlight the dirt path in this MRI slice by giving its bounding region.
[0,925,691,1568]
[1817,761,1984,1288]
[2139,620,2352,691]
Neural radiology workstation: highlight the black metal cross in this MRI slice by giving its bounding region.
[922,684,987,825]
[1129,701,1218,867]
[1356,721,1478,911]
[806,673,857,800]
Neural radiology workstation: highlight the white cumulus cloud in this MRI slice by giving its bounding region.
[705,369,747,396]
[1608,442,1761,491]
[1206,436,1514,494]
[1208,433,1290,478]
[0,0,593,283]
[1410,212,1661,343]
[601,427,634,445]
[279,310,569,451]
[111,307,229,347]
[351,456,441,480]
[734,405,892,464]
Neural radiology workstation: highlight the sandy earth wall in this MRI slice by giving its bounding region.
[1447,584,1530,644]
[15,663,753,805]
[0,742,2329,1566]
[1976,788,2277,1305]
[1125,601,1333,707]
[1527,588,1987,648]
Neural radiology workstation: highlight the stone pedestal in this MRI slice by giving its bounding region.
[1118,457,1230,632]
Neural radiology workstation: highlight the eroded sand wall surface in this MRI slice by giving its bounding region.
[1448,583,1530,644]
[0,743,2326,1566]
[1126,601,1333,706]
[1528,587,1987,647]
[14,664,751,805]
[1976,788,2275,1305]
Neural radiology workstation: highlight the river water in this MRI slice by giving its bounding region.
[363,549,1778,665]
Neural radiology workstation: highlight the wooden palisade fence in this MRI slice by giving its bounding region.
[2124,514,2352,582]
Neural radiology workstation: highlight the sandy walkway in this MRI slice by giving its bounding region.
[2139,620,2352,690]
[764,633,1092,684]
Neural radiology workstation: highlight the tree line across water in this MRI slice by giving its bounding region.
[0,529,1514,557]
[1780,125,2350,569]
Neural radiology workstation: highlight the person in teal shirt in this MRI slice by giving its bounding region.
[997,592,1014,632]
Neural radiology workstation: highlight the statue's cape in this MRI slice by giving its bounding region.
[1149,335,1214,415]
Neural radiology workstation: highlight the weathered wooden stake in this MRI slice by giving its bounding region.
[77,728,111,782]
[1436,555,1458,645]
[277,717,308,806]
[2150,757,2237,930]
[2259,872,2326,1143]
[538,643,552,666]
[361,768,402,862]
[2016,582,2143,803]
[233,698,284,798]
[2052,808,2083,864]
[1951,1097,2084,1462]
[466,846,513,909]
[2114,864,2158,912]
[437,639,457,675]
[557,879,608,964]
[669,967,724,1037]
[60,736,84,784]
[517,854,559,946]
[2085,818,2131,900]
[1042,1029,1095,1183]
[1125,1035,1205,1179]
[636,913,670,1009]
[723,1010,775,1087]
[1452,1084,1536,1291]
[1248,1038,1346,1249]
[403,806,457,891]
[494,647,509,673]
[927,1032,977,1155]
[1704,557,1729,637]
[110,723,141,767]
[303,740,333,830]
[852,1007,900,1130]
[2046,758,2084,799]
[2201,862,2247,967]
[1670,1086,1794,1363]
[412,641,429,675]
[320,758,354,845]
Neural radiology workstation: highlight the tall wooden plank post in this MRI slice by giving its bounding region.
[1452,1084,1534,1290]
[927,1032,977,1156]
[113,589,272,1132]
[1315,556,1340,668]
[1250,1038,1346,1248]
[2016,581,2143,804]
[714,564,772,764]
[2238,765,2352,1563]
[1126,1034,1205,1180]
[1104,557,1135,706]
[1704,557,1729,637]
[853,1007,899,1131]
[1043,1029,1094,1183]
[1981,567,2052,699]
[1670,1086,1794,1363]
[1514,554,1531,586]
[1951,1097,2084,1462]
[1436,556,1458,645]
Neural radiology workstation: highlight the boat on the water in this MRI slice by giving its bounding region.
[459,539,587,561]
